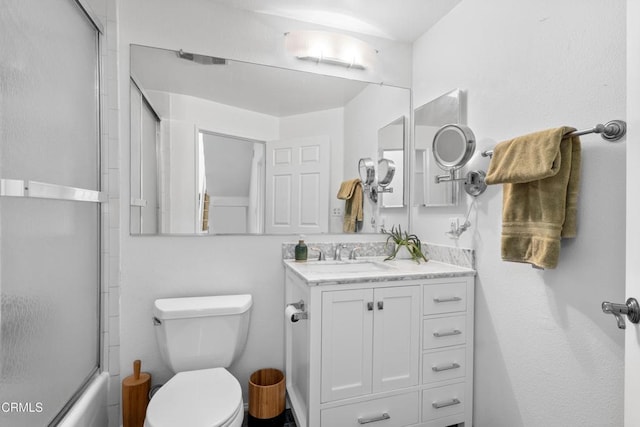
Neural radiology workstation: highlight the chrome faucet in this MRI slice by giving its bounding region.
[309,247,326,261]
[334,244,348,261]
[349,247,361,260]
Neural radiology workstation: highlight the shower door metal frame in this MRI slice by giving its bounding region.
[0,0,106,425]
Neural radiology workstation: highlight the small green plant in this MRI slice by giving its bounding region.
[383,225,428,264]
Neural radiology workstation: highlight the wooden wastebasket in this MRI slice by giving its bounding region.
[248,368,285,419]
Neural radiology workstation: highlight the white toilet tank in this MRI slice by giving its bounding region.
[153,294,252,373]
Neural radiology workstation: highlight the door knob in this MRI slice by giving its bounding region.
[602,297,640,329]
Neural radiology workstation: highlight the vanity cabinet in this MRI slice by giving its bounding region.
[284,266,475,427]
[321,286,420,402]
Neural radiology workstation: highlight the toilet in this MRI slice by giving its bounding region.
[144,294,252,427]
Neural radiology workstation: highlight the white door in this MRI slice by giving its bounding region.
[625,2,640,424]
[321,289,374,402]
[265,136,330,234]
[372,286,420,393]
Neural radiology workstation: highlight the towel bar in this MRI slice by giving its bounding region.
[481,119,626,158]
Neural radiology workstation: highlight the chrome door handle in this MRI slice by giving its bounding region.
[602,297,640,329]
[357,412,390,424]
[432,398,461,409]
[432,362,461,372]
[433,329,462,338]
[433,296,462,303]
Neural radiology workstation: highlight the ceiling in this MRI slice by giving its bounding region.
[132,2,460,116]
[210,0,461,42]
[131,45,371,117]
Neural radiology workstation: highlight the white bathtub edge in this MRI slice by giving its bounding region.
[57,372,109,427]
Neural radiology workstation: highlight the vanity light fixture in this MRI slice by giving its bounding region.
[177,49,226,65]
[285,30,377,70]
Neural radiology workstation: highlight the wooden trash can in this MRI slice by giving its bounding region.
[248,368,285,419]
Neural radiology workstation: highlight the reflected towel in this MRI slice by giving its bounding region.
[485,127,581,269]
[337,179,363,233]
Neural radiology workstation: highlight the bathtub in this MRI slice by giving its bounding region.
[58,372,109,427]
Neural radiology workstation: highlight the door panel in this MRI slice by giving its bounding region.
[625,1,640,423]
[0,0,101,425]
[265,136,329,234]
[372,286,420,392]
[321,289,374,402]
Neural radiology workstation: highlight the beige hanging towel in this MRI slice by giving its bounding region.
[337,178,363,233]
[485,127,581,269]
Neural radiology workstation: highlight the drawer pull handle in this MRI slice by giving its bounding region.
[432,398,461,409]
[433,329,462,338]
[433,296,462,303]
[357,412,390,424]
[367,302,374,311]
[432,362,461,372]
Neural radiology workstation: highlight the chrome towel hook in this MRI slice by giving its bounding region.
[602,297,640,329]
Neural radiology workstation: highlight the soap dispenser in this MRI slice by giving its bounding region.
[295,236,308,262]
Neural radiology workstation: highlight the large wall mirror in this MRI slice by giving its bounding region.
[414,89,464,207]
[130,44,410,235]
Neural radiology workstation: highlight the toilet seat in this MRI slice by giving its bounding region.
[144,368,243,427]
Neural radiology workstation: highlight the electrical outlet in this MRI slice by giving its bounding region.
[331,207,343,217]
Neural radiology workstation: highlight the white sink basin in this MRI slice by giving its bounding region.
[295,260,393,274]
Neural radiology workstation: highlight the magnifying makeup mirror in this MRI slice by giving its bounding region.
[358,157,397,203]
[432,124,487,197]
[433,124,475,171]
[377,158,396,188]
[358,158,375,186]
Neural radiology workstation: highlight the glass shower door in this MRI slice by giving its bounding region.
[0,0,102,425]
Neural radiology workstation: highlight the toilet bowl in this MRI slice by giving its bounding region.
[145,294,252,427]
[144,368,243,427]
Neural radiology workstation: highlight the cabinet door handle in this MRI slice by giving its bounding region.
[432,398,461,409]
[433,329,462,338]
[432,362,461,372]
[367,302,374,311]
[377,301,384,310]
[433,296,462,303]
[357,412,390,424]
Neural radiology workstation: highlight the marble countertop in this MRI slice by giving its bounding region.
[283,256,475,286]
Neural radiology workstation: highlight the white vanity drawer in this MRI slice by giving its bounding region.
[422,383,465,422]
[422,347,466,384]
[423,282,467,315]
[423,315,466,349]
[320,392,419,427]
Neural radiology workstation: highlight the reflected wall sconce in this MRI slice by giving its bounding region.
[285,30,377,70]
[359,157,395,203]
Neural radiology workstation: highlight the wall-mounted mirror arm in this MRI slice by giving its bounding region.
[435,170,487,197]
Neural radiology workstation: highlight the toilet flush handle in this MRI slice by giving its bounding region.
[152,317,162,326]
[602,298,640,329]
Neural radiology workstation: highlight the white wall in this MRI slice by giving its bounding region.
[412,0,626,425]
[344,84,411,232]
[119,0,411,403]
[147,91,279,233]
